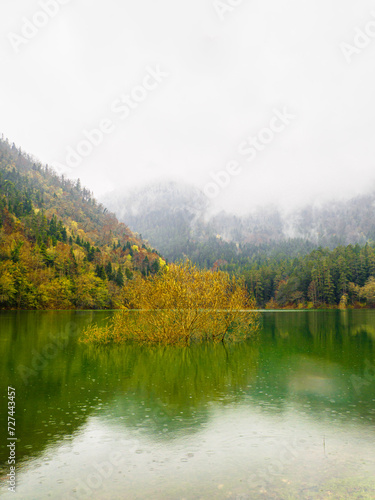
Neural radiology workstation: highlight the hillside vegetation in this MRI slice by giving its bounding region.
[2,139,375,311]
[105,181,375,309]
[104,181,375,264]
[0,138,164,309]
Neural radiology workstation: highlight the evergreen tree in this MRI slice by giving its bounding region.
[95,265,106,280]
[115,268,124,287]
[105,262,113,281]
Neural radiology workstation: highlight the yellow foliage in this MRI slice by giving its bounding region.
[360,277,375,305]
[82,261,259,345]
[74,272,109,309]
[37,277,72,309]
[339,294,348,310]
[73,248,86,265]
[265,298,279,310]
[0,268,16,304]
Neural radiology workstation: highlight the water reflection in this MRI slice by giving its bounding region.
[288,356,341,397]
[0,310,375,499]
[0,312,260,474]
[84,342,259,436]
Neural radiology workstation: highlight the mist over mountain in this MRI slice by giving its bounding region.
[103,180,375,262]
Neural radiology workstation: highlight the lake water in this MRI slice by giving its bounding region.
[1,310,375,499]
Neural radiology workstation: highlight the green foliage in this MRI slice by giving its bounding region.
[115,267,124,287]
[240,243,375,308]
[0,138,162,310]
[3,137,375,311]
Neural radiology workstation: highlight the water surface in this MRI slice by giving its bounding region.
[1,310,375,499]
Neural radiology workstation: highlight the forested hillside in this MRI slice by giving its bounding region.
[104,181,375,264]
[2,138,375,311]
[230,244,375,309]
[0,138,164,309]
[103,181,209,262]
[104,181,375,309]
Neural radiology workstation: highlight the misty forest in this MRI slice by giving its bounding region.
[2,136,375,500]
[2,138,375,314]
[2,1,375,499]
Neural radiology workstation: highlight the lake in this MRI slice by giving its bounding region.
[1,310,375,499]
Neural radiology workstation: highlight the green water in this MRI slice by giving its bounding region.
[0,310,375,499]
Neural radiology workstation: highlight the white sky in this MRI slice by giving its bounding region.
[1,0,375,213]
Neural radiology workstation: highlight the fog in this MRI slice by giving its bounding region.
[1,0,375,215]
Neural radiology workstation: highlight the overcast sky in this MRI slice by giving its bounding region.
[1,0,375,213]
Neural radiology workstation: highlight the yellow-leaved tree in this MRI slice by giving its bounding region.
[82,261,259,345]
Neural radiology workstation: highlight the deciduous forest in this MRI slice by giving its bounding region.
[0,138,164,309]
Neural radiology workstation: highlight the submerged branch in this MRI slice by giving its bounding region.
[81,261,259,345]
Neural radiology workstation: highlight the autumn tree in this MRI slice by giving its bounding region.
[360,277,375,306]
[82,261,259,345]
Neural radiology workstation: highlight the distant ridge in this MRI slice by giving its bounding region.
[103,180,375,264]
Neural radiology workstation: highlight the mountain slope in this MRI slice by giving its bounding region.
[0,138,164,309]
[103,181,210,262]
[103,180,375,266]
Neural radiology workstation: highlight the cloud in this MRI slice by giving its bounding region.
[1,0,375,211]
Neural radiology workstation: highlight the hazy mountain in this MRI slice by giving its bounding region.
[103,180,375,262]
[103,181,211,260]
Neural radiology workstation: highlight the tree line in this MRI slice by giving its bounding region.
[224,243,375,308]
